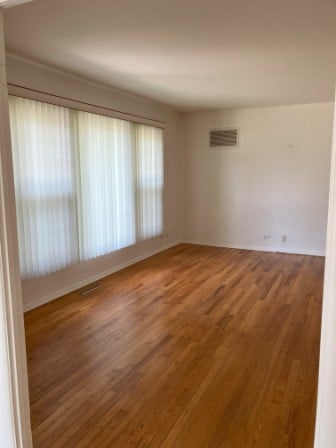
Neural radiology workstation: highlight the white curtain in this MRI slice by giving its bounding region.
[9,96,78,279]
[136,125,164,240]
[9,96,164,279]
[77,111,136,260]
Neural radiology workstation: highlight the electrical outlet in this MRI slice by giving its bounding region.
[282,235,287,243]
[263,235,271,240]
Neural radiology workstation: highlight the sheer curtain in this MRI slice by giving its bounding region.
[9,96,79,278]
[77,111,136,260]
[136,125,164,240]
[9,96,164,279]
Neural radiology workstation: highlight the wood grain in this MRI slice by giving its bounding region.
[24,244,324,447]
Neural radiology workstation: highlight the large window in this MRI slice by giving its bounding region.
[9,96,164,279]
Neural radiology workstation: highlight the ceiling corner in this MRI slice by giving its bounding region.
[0,0,33,9]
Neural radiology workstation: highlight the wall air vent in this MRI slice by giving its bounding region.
[209,128,239,149]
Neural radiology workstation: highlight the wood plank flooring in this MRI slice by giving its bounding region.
[24,244,324,448]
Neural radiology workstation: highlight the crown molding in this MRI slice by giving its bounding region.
[5,51,176,111]
[0,0,33,8]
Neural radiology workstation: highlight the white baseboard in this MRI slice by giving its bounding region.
[23,241,181,312]
[183,239,326,257]
[24,239,324,312]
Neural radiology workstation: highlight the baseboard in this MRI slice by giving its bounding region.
[23,241,182,312]
[23,239,324,312]
[183,240,326,257]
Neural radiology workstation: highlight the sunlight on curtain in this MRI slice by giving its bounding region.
[77,111,136,260]
[9,96,78,278]
[9,96,164,279]
[136,125,164,239]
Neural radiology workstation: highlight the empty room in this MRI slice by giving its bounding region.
[0,0,336,447]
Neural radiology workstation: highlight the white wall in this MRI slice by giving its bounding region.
[182,103,334,255]
[6,54,183,310]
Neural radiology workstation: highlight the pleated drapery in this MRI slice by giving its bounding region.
[136,125,164,240]
[9,96,164,279]
[9,97,78,278]
[77,111,136,260]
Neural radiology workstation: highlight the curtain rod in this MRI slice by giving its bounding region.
[7,82,166,126]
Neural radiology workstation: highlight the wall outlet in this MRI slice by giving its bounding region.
[282,235,287,243]
[263,234,271,240]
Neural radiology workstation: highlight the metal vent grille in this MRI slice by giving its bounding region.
[78,282,101,296]
[210,128,239,148]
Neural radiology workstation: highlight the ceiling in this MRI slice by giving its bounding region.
[3,0,336,110]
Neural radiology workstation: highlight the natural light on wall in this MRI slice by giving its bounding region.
[9,96,164,279]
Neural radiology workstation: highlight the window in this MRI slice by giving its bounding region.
[77,111,136,260]
[9,96,164,279]
[9,97,78,277]
[136,125,164,240]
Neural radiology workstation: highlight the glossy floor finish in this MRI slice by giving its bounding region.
[24,244,324,448]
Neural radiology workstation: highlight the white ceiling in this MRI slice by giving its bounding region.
[3,0,336,110]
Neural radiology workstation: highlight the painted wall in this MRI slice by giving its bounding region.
[181,103,334,255]
[5,54,183,310]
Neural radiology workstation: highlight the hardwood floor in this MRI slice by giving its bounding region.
[24,244,324,448]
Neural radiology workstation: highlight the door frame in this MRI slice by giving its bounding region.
[0,8,32,448]
[314,89,336,448]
